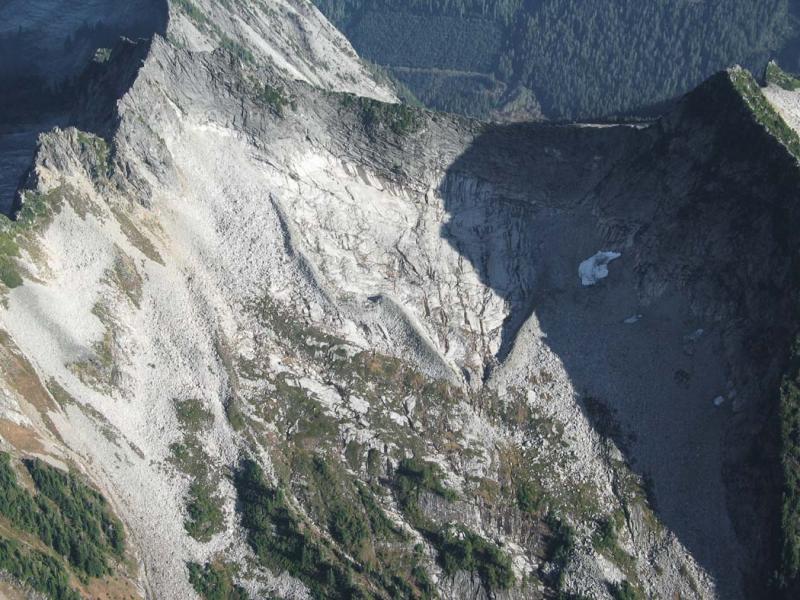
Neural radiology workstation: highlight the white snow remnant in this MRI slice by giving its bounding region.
[579,251,621,286]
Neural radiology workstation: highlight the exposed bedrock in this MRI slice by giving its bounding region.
[0,0,168,215]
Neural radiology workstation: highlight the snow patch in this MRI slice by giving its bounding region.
[579,251,621,286]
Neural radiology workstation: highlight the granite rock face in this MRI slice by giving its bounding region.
[0,2,798,599]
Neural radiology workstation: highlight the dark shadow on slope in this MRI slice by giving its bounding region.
[0,0,168,216]
[437,72,800,599]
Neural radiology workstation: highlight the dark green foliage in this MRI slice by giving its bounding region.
[219,34,255,63]
[175,398,214,432]
[173,0,211,28]
[314,0,795,119]
[233,459,356,599]
[355,481,402,540]
[516,479,543,514]
[593,518,616,552]
[185,480,225,542]
[224,397,246,431]
[393,458,514,592]
[306,456,369,552]
[340,94,422,135]
[0,453,125,584]
[435,526,514,590]
[0,536,81,600]
[169,413,225,542]
[395,458,457,510]
[188,562,248,600]
[0,186,64,289]
[766,61,800,91]
[609,580,642,600]
[390,69,501,118]
[543,514,575,592]
[257,83,288,115]
[348,11,501,72]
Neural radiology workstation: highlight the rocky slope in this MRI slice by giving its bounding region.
[0,1,799,599]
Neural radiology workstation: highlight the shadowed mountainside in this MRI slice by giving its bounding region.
[439,72,800,598]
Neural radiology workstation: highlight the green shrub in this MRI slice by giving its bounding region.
[188,562,247,600]
[396,458,456,507]
[257,83,288,115]
[219,35,255,63]
[435,525,514,590]
[516,479,544,514]
[340,94,422,135]
[543,513,575,592]
[766,61,800,92]
[185,481,224,542]
[609,580,642,600]
[233,459,356,599]
[593,518,616,552]
[392,458,514,592]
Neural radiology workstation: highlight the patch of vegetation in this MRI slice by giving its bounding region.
[256,83,288,115]
[75,131,110,180]
[187,561,247,600]
[223,397,246,432]
[170,435,224,542]
[340,94,422,135]
[0,535,81,600]
[110,207,164,264]
[300,455,371,555]
[68,303,119,392]
[436,525,514,590]
[543,513,574,592]
[0,186,65,289]
[767,61,800,91]
[592,513,638,586]
[219,34,255,64]
[185,480,225,542]
[175,398,214,433]
[170,399,224,542]
[393,457,513,592]
[593,517,616,552]
[516,478,544,515]
[730,67,800,161]
[395,457,457,511]
[107,251,143,308]
[233,459,358,599]
[0,453,125,583]
[609,579,642,600]
[355,481,402,541]
[173,0,211,29]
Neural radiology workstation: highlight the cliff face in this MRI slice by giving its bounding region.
[0,2,799,600]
